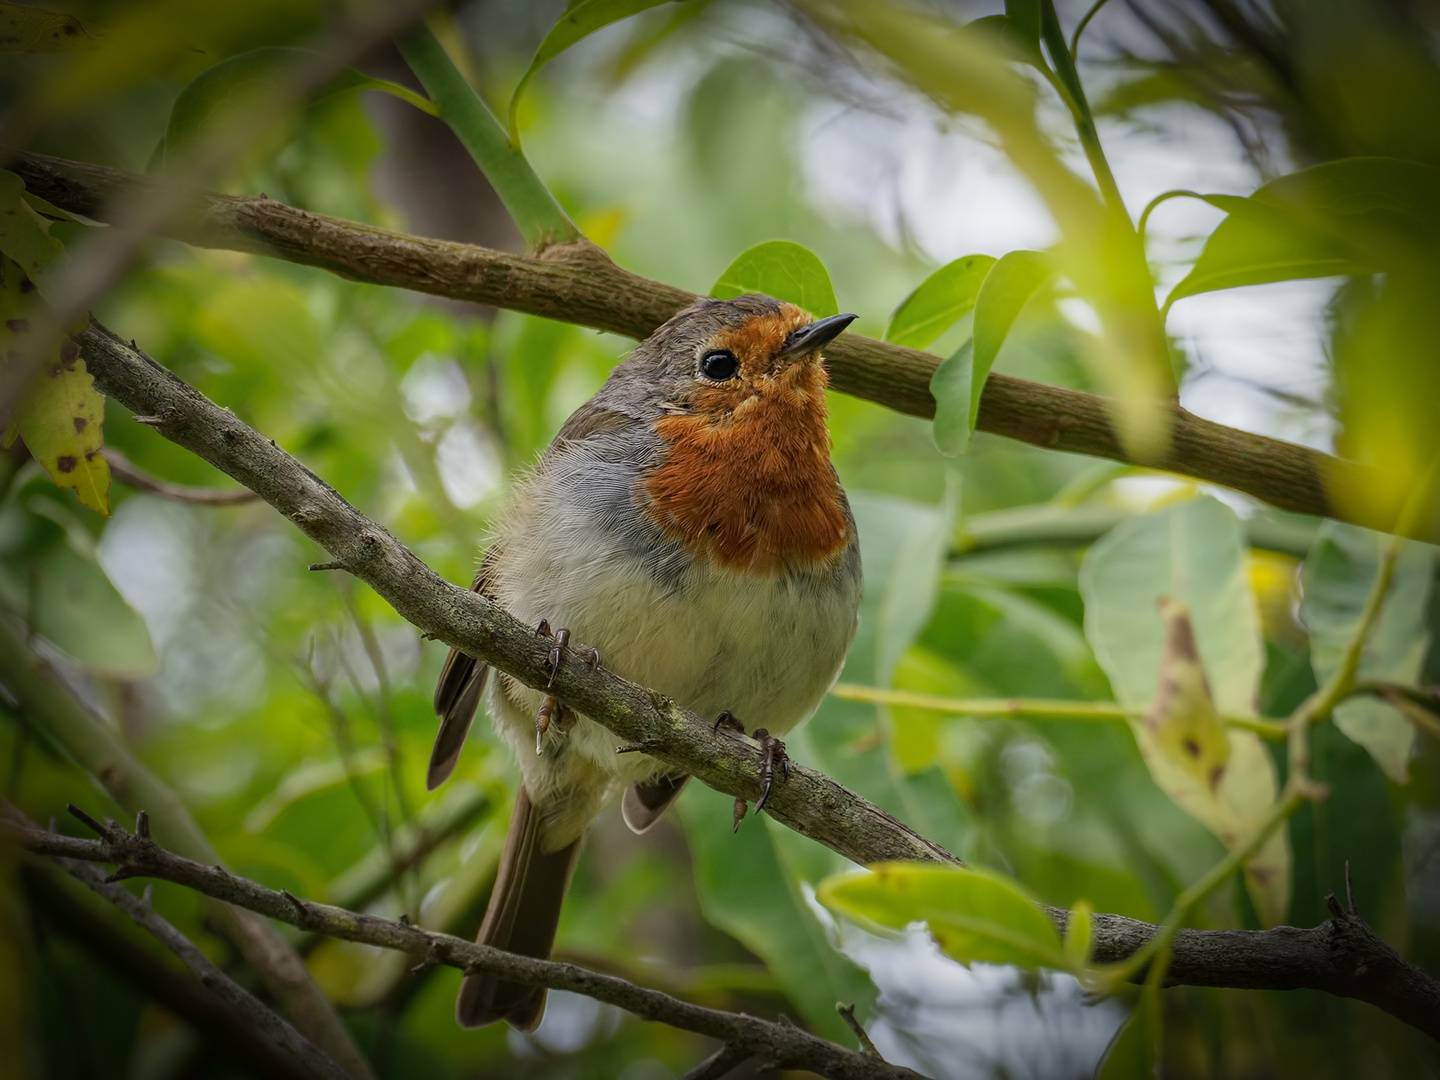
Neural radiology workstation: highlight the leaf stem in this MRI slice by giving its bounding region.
[1040,1,1124,215]
[396,24,579,252]
[830,684,1288,740]
[1068,0,1112,59]
[1096,786,1305,989]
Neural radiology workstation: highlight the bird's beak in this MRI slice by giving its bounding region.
[774,312,858,368]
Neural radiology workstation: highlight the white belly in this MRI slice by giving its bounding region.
[484,504,861,810]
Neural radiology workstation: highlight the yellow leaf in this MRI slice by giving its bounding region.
[2,258,107,514]
[13,337,110,515]
[1145,597,1231,790]
[0,2,95,53]
[1130,722,1290,925]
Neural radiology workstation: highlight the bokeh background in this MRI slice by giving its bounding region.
[2,1,1438,1077]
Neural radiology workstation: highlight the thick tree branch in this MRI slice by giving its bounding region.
[10,151,1410,538]
[8,810,923,1080]
[68,321,1440,1042]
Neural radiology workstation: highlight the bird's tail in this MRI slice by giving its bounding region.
[457,785,581,1031]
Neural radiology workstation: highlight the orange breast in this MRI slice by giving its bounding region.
[643,362,850,576]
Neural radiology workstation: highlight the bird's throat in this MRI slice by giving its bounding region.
[643,364,850,575]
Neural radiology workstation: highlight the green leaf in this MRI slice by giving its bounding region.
[711,241,839,317]
[931,251,1050,456]
[929,339,974,456]
[875,484,956,686]
[508,0,679,141]
[155,47,437,171]
[0,2,94,52]
[27,511,156,676]
[679,786,872,1042]
[0,170,65,279]
[1064,899,1093,970]
[818,862,1066,970]
[885,253,995,349]
[1302,524,1434,782]
[1096,981,1163,1080]
[1079,497,1290,925]
[1003,0,1043,56]
[1166,158,1440,306]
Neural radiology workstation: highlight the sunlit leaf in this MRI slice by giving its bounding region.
[1303,523,1434,782]
[1064,899,1093,970]
[711,240,839,317]
[508,0,680,139]
[0,2,94,52]
[1080,497,1290,925]
[1166,158,1440,306]
[886,253,995,349]
[819,862,1066,970]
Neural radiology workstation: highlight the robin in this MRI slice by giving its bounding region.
[428,293,863,1030]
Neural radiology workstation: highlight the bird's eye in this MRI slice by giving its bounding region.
[699,349,739,381]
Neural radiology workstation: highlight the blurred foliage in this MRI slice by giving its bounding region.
[0,1,1438,1079]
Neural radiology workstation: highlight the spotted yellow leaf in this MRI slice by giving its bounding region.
[1146,597,1231,790]
[1,257,108,514]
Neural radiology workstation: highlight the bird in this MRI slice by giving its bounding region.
[427,293,863,1031]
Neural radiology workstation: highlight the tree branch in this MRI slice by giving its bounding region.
[9,151,1410,539]
[21,863,319,1080]
[6,810,349,1080]
[66,320,1440,1043]
[7,809,924,1080]
[0,613,373,1080]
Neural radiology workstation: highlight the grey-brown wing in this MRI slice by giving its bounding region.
[621,773,690,834]
[429,558,496,791]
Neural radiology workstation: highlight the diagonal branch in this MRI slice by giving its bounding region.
[9,151,1406,539]
[66,320,1440,1043]
[8,808,924,1080]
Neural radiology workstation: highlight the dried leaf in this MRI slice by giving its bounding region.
[1146,597,1231,791]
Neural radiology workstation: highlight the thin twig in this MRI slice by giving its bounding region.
[677,1044,752,1080]
[836,1003,882,1058]
[102,447,257,505]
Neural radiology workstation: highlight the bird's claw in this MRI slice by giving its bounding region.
[752,728,789,814]
[536,696,561,755]
[712,710,745,735]
[546,628,570,688]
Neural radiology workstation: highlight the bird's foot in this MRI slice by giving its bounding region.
[712,710,746,735]
[711,713,789,820]
[751,728,789,813]
[535,621,599,687]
